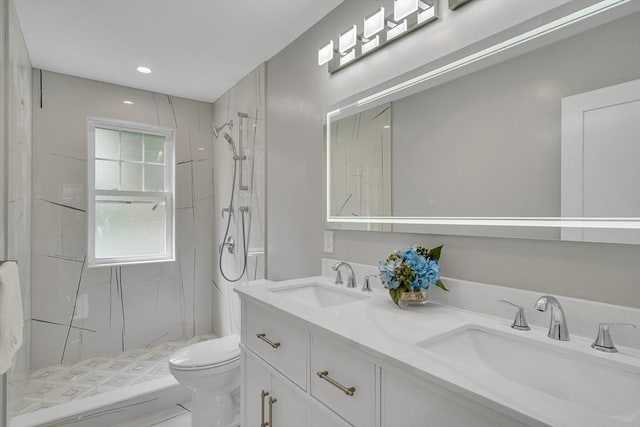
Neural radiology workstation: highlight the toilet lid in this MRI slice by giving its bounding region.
[169,334,240,370]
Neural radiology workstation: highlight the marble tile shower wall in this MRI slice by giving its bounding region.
[6,0,33,419]
[212,64,266,336]
[31,71,214,369]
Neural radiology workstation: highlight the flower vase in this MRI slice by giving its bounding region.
[398,288,428,306]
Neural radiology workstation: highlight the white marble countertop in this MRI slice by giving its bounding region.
[235,276,640,427]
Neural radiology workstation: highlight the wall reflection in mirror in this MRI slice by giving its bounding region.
[330,103,391,231]
[327,9,640,244]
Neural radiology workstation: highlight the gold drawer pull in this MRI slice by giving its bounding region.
[260,390,269,427]
[269,396,277,426]
[316,371,356,396]
[256,333,281,349]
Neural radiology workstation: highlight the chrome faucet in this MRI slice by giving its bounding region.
[534,295,570,341]
[332,262,357,288]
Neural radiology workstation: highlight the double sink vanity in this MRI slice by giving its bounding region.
[235,264,640,427]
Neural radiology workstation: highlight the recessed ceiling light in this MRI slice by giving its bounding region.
[384,125,391,129]
[136,66,152,74]
[123,100,134,105]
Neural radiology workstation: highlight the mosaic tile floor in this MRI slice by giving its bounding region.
[13,334,216,415]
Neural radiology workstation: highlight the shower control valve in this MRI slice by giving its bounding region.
[219,236,236,254]
[221,206,234,218]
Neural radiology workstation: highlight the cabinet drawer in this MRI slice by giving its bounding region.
[245,303,307,389]
[310,334,375,427]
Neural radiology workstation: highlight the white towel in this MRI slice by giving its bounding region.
[0,261,23,374]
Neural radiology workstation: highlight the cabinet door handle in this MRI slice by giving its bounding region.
[316,371,356,396]
[260,390,269,427]
[268,396,277,427]
[256,333,281,349]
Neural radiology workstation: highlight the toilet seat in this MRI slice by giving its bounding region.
[169,334,240,371]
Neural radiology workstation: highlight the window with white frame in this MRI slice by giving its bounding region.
[87,118,175,266]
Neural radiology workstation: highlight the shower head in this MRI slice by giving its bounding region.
[212,120,233,138]
[222,132,238,157]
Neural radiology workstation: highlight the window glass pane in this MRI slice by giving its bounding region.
[121,131,143,162]
[95,128,120,160]
[145,135,165,164]
[95,198,167,259]
[95,159,119,190]
[121,162,143,191]
[144,164,164,192]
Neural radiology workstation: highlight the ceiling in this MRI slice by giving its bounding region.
[13,0,342,103]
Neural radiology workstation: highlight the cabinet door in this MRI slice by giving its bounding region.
[243,351,272,427]
[270,375,311,427]
[382,369,523,427]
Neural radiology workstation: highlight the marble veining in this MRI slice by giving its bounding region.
[30,70,215,369]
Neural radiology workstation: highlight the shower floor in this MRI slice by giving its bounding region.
[13,334,216,416]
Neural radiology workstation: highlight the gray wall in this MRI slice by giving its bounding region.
[266,0,640,308]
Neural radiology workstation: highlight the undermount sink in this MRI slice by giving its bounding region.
[416,325,640,419]
[268,282,369,309]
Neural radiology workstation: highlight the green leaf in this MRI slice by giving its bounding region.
[427,245,443,260]
[434,279,449,292]
[389,288,400,305]
[389,285,409,305]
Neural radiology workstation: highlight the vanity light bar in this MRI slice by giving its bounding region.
[318,1,439,73]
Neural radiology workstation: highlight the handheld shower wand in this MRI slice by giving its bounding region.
[222,132,246,161]
[212,120,233,138]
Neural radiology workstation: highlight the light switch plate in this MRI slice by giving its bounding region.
[324,230,334,253]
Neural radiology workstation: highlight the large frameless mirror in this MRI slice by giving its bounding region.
[326,0,640,244]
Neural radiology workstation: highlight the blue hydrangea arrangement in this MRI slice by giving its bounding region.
[378,245,448,305]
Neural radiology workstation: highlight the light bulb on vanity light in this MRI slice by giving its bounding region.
[318,40,335,66]
[361,36,380,54]
[387,20,408,40]
[364,7,385,39]
[418,1,435,23]
[394,0,418,21]
[339,25,358,54]
[339,49,356,66]
[123,100,134,105]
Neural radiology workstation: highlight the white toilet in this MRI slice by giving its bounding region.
[169,334,241,427]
